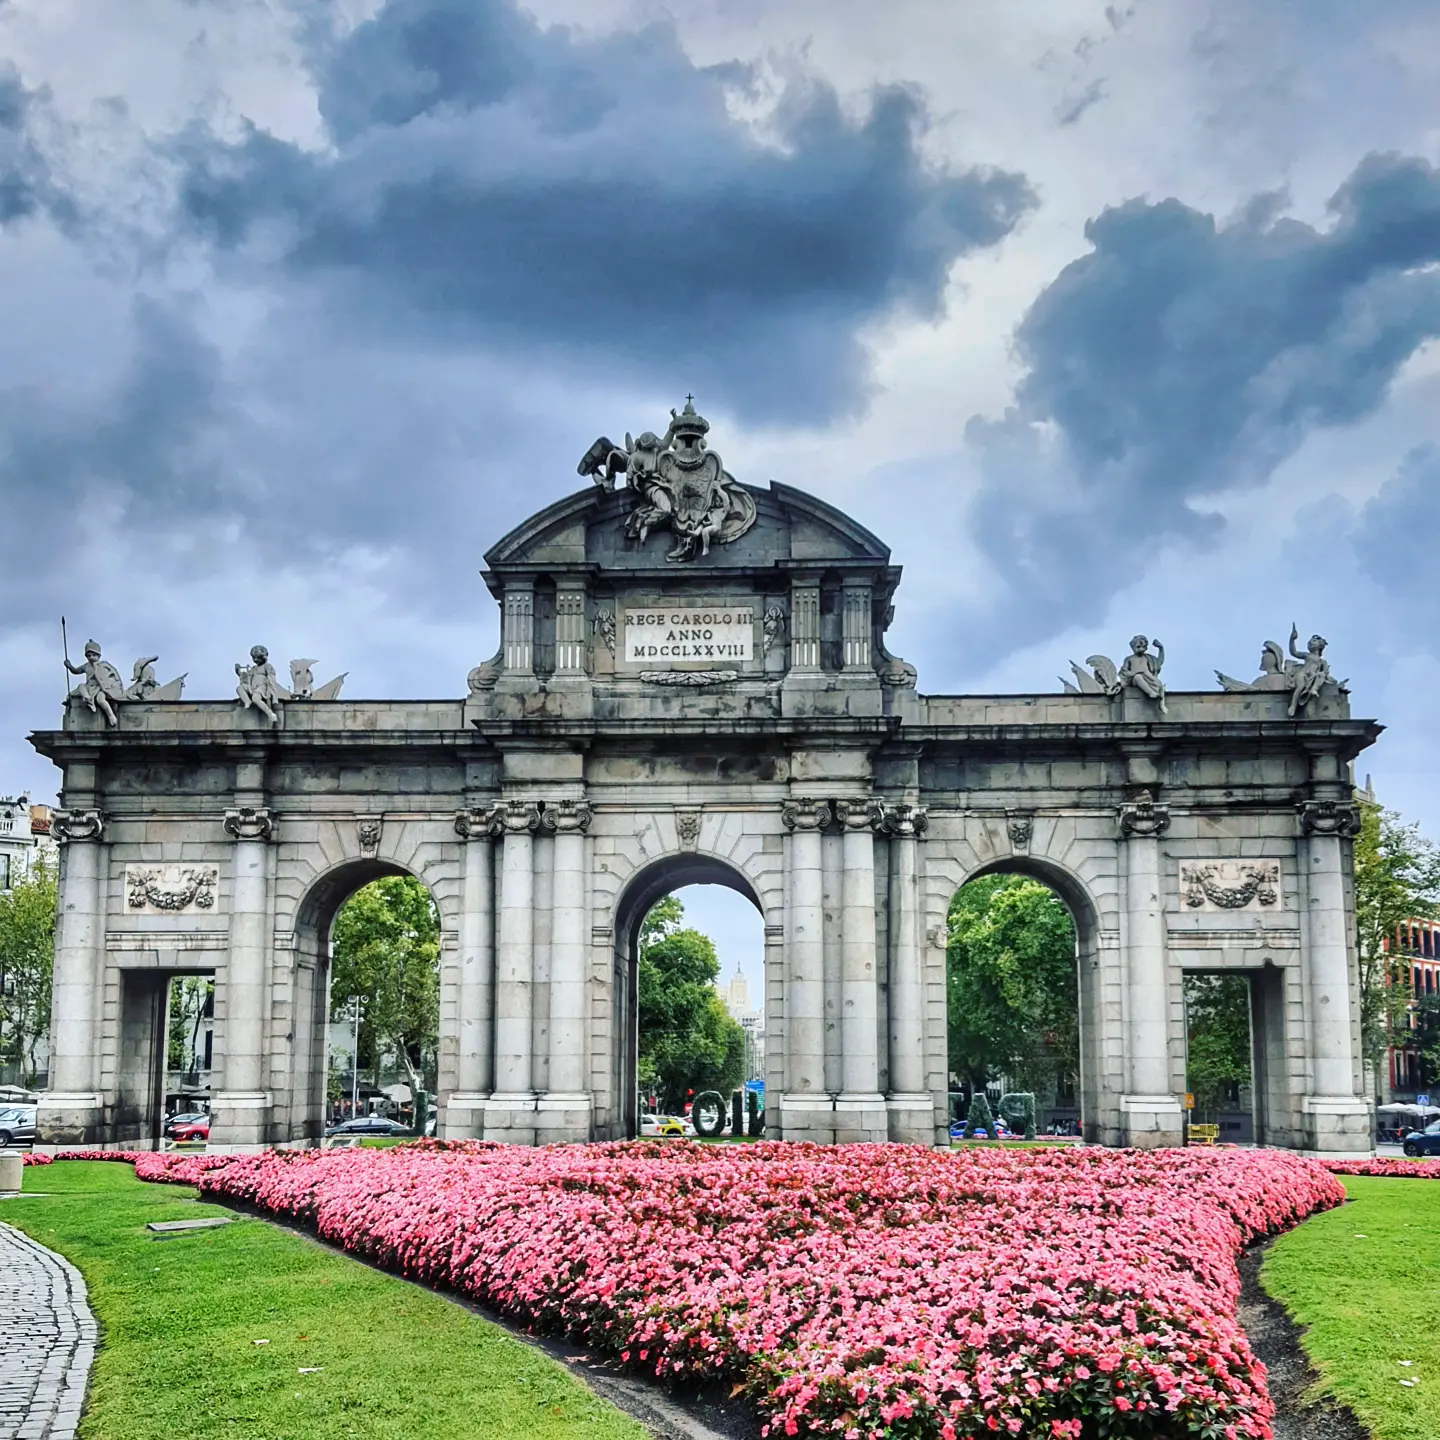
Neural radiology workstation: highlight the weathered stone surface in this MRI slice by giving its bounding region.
[31,454,1381,1153]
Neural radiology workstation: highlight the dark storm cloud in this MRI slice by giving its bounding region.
[1351,444,1440,631]
[0,62,74,228]
[175,0,1036,423]
[960,151,1440,657]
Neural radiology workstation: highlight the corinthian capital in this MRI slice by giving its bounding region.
[1298,799,1362,837]
[544,799,593,834]
[782,797,833,832]
[51,808,104,843]
[223,806,275,842]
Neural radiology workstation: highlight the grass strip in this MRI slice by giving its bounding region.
[1262,1173,1440,1440]
[7,1161,645,1440]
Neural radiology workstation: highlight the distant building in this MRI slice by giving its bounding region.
[0,795,55,891]
[1386,916,1440,1099]
[719,962,765,1081]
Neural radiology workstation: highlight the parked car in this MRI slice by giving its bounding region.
[0,1105,37,1147]
[1402,1120,1440,1158]
[324,1116,412,1139]
[169,1116,210,1142]
[640,1114,686,1137]
[949,1119,1012,1140]
[163,1111,208,1138]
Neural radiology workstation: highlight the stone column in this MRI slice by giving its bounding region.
[883,803,931,1142]
[37,809,106,1146]
[1299,795,1370,1151]
[833,798,887,1142]
[212,805,275,1150]
[540,799,593,1141]
[1118,791,1184,1148]
[486,800,541,1142]
[447,805,499,1138]
[782,798,831,1140]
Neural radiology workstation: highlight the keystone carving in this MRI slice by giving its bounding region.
[542,799,594,834]
[126,864,218,913]
[357,818,383,857]
[1298,799,1362,837]
[1118,791,1170,838]
[1007,813,1034,852]
[51,808,104,843]
[782,798,833,832]
[675,809,702,849]
[223,807,275,842]
[1180,860,1279,910]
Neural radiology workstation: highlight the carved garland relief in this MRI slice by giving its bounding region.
[1178,860,1281,912]
[125,864,219,914]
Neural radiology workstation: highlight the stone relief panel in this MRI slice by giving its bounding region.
[1177,859,1281,912]
[125,863,219,914]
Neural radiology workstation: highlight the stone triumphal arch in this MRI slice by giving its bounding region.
[34,402,1379,1153]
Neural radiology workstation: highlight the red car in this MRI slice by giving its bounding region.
[169,1116,210,1142]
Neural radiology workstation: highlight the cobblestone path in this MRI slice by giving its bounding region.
[0,1221,97,1440]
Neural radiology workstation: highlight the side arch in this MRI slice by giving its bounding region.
[924,841,1116,1146]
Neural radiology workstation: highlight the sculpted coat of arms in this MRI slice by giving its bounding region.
[578,397,757,562]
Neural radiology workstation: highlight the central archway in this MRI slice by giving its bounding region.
[609,855,765,1140]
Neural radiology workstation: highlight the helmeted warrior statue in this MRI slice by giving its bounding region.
[65,639,124,727]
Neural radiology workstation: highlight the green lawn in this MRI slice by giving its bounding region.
[1263,1173,1440,1440]
[6,1161,644,1440]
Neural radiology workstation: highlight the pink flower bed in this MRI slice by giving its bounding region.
[33,1140,1346,1439]
[1323,1156,1440,1178]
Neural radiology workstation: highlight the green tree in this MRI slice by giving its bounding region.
[1184,973,1252,1121]
[1353,798,1440,1086]
[165,976,213,1078]
[945,875,1077,1097]
[329,876,440,1093]
[637,896,747,1113]
[0,854,56,1087]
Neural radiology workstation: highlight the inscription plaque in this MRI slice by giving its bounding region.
[623,604,755,665]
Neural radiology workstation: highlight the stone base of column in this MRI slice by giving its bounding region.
[833,1093,889,1144]
[35,1093,105,1149]
[440,1092,491,1140]
[886,1093,933,1144]
[483,1092,538,1145]
[1120,1094,1185,1149]
[1298,1095,1373,1155]
[209,1091,274,1152]
[778,1094,836,1144]
[535,1093,593,1144]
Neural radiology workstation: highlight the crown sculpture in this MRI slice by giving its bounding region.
[577,397,758,563]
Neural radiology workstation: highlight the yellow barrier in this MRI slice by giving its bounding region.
[1186,1123,1220,1145]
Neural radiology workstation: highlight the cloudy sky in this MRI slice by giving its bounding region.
[3,0,1439,982]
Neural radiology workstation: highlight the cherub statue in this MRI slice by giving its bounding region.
[1069,636,1167,712]
[66,639,124,727]
[1118,635,1167,713]
[1287,626,1345,717]
[236,645,285,724]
